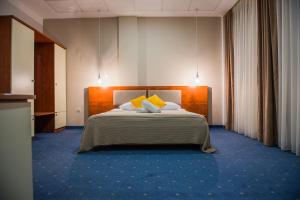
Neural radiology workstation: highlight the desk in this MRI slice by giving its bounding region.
[0,93,34,200]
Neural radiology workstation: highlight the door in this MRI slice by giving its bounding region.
[11,19,34,94]
[0,102,33,200]
[55,111,66,130]
[28,99,34,137]
[54,44,67,129]
[11,19,35,135]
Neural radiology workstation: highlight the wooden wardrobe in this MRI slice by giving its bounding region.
[0,15,67,134]
[34,41,67,132]
[0,16,35,136]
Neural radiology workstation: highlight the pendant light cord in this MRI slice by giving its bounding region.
[196,8,199,75]
[98,17,101,79]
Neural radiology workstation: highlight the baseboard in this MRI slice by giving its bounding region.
[209,125,225,128]
[67,125,224,129]
[66,126,84,129]
[54,127,65,132]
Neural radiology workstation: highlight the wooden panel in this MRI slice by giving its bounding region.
[34,112,55,117]
[0,94,34,100]
[0,16,12,93]
[35,114,54,132]
[88,86,209,118]
[35,31,54,43]
[34,30,66,49]
[34,43,55,113]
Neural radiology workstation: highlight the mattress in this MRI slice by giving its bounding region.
[79,109,215,153]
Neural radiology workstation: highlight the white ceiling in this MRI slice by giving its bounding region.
[8,0,238,20]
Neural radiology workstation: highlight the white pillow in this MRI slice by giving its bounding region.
[161,102,181,110]
[119,102,136,111]
[142,100,161,113]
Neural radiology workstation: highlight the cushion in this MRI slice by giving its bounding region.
[161,102,181,110]
[142,100,161,113]
[130,96,147,108]
[119,102,136,111]
[147,95,166,108]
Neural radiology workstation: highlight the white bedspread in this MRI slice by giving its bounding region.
[80,109,215,153]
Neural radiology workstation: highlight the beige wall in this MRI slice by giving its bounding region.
[0,0,43,32]
[44,17,223,125]
[44,18,118,125]
[118,17,139,85]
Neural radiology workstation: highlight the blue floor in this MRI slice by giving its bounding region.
[32,128,300,200]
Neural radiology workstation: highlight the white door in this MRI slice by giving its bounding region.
[54,44,67,129]
[0,102,33,200]
[28,99,35,137]
[11,19,35,136]
[55,111,66,130]
[11,19,34,94]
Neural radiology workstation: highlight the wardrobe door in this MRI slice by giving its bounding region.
[54,44,67,129]
[29,99,35,137]
[11,19,35,135]
[11,19,34,94]
[55,111,66,130]
[0,102,33,200]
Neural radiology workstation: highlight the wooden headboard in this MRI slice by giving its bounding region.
[88,86,208,118]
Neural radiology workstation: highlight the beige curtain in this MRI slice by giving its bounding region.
[277,0,300,155]
[257,0,278,146]
[224,10,235,130]
[232,0,258,138]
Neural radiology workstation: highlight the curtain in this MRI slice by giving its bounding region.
[257,0,278,146]
[277,0,300,156]
[224,10,235,130]
[232,0,258,138]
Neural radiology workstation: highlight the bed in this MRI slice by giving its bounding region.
[80,86,215,153]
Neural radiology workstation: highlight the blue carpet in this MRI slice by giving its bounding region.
[32,128,300,200]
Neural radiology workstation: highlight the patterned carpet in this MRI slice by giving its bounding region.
[32,128,300,200]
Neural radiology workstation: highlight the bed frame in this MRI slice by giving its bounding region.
[87,86,208,119]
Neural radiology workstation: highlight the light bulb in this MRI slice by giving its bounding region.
[97,73,102,85]
[194,72,200,84]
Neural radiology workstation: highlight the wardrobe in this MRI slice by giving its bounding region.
[0,15,67,135]
[0,16,35,135]
[34,41,67,132]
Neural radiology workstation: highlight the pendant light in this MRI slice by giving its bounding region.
[194,9,200,84]
[97,17,102,85]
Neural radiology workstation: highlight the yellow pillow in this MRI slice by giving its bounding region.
[130,96,147,108]
[147,95,166,108]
